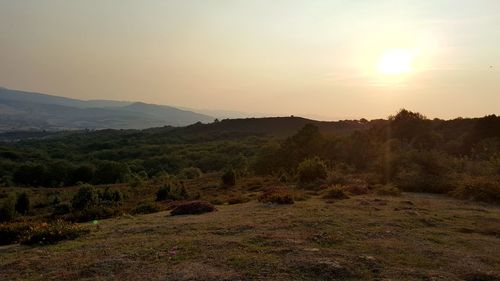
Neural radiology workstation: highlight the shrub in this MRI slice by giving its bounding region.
[0,222,31,245]
[15,192,30,215]
[343,181,370,195]
[0,220,89,246]
[170,201,216,216]
[322,186,349,200]
[156,183,189,201]
[129,173,145,188]
[326,170,350,185]
[51,195,61,205]
[297,157,328,183]
[156,185,172,201]
[70,206,118,222]
[52,203,71,216]
[72,184,99,210]
[258,187,294,204]
[178,167,202,180]
[0,196,16,222]
[376,184,402,196]
[20,220,89,245]
[452,177,500,203]
[221,169,236,186]
[133,202,160,214]
[100,187,123,204]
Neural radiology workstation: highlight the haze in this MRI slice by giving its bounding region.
[1,0,499,120]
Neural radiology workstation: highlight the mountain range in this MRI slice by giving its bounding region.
[0,87,214,131]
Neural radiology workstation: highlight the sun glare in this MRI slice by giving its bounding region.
[377,48,414,75]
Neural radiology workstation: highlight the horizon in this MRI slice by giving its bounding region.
[1,84,498,122]
[1,1,500,120]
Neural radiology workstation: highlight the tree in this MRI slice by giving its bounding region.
[221,169,236,186]
[15,192,30,215]
[388,109,430,142]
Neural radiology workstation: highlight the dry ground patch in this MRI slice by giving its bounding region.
[1,193,499,281]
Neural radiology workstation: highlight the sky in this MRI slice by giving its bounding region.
[0,0,499,120]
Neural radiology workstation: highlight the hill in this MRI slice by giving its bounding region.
[0,87,214,131]
[171,116,371,138]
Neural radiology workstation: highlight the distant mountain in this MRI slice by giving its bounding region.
[0,87,213,131]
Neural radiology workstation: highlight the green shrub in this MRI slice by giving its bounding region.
[376,184,402,196]
[129,173,145,188]
[72,184,99,210]
[258,187,294,204]
[297,157,328,183]
[51,195,61,205]
[100,187,123,204]
[322,186,350,200]
[170,201,216,216]
[71,206,118,222]
[0,196,16,222]
[15,192,30,215]
[133,202,160,214]
[221,169,236,186]
[156,183,189,201]
[52,203,71,216]
[178,167,202,180]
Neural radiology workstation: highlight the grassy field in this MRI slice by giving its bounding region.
[1,192,499,281]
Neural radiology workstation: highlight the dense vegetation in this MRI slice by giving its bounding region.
[0,109,499,228]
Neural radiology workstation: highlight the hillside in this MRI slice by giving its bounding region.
[172,116,371,137]
[0,87,213,131]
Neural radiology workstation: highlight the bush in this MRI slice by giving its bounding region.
[170,201,216,216]
[156,183,189,201]
[221,169,236,186]
[0,222,31,245]
[452,177,500,203]
[52,203,71,216]
[133,202,160,214]
[322,186,350,200]
[0,220,89,245]
[0,196,16,222]
[178,167,202,180]
[70,206,118,222]
[72,184,99,210]
[15,192,30,215]
[297,157,328,183]
[258,187,294,204]
[20,220,89,245]
[343,181,370,195]
[376,184,402,196]
[100,187,123,204]
[129,173,145,188]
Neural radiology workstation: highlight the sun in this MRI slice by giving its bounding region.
[377,48,414,75]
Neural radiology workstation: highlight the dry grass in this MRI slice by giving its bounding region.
[0,193,499,280]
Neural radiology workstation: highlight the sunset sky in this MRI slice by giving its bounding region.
[1,0,499,120]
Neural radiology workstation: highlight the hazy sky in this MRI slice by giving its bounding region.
[1,0,499,120]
